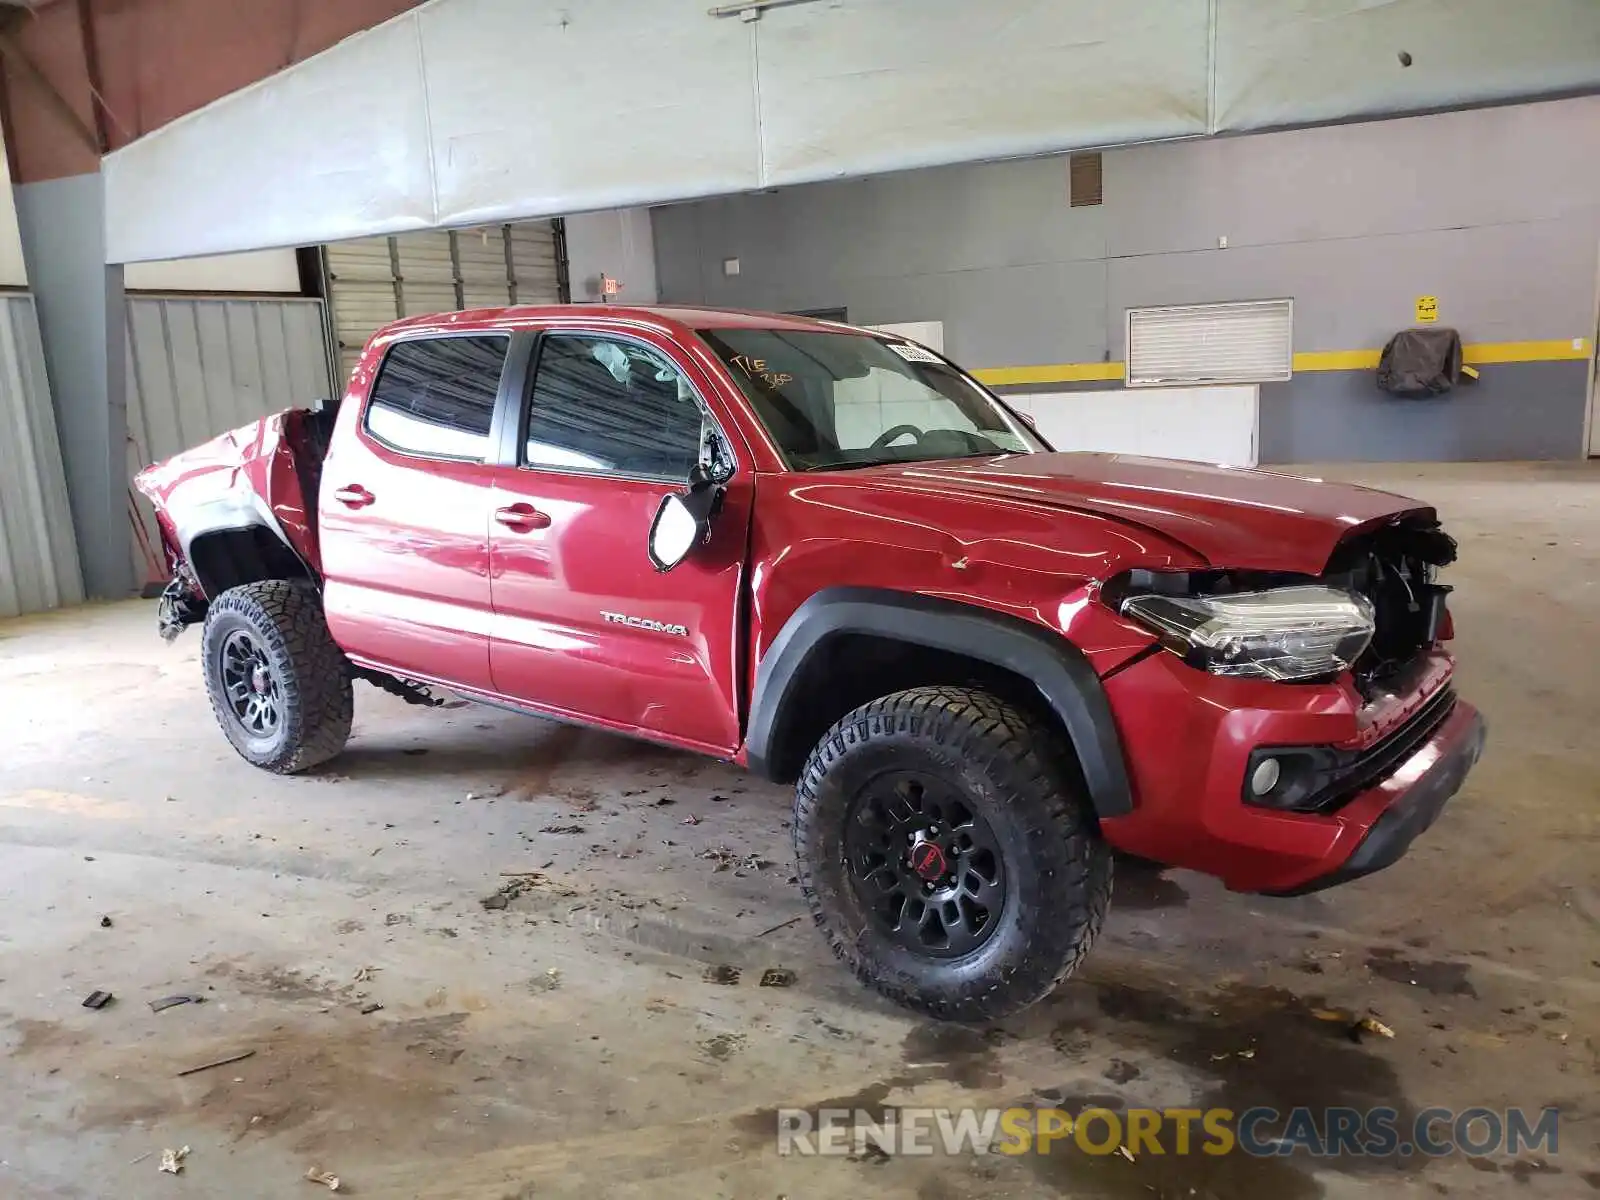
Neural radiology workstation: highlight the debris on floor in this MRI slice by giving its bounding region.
[703,964,741,986]
[359,1003,383,1015]
[176,1049,256,1078]
[353,966,378,983]
[99,915,113,928]
[304,1166,341,1191]
[755,915,803,938]
[699,845,771,873]
[482,871,548,909]
[759,968,796,988]
[847,1144,891,1165]
[653,795,676,806]
[159,1146,190,1175]
[681,814,701,825]
[539,824,586,835]
[81,990,114,1010]
[1313,1007,1397,1042]
[149,994,206,1013]
[699,1031,746,1060]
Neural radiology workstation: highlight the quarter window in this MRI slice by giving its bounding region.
[365,335,509,459]
[525,335,706,480]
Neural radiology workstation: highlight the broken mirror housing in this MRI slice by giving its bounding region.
[1121,584,1376,682]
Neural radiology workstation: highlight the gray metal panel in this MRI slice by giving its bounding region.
[0,294,84,618]
[1258,362,1591,463]
[124,297,333,583]
[508,222,560,304]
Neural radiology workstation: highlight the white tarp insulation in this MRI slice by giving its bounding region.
[0,295,82,618]
[103,0,1600,263]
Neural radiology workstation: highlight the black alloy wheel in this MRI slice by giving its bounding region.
[218,629,283,738]
[844,771,1008,958]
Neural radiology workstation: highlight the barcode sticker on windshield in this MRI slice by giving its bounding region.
[886,342,942,365]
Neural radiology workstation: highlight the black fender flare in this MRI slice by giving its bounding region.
[745,587,1133,817]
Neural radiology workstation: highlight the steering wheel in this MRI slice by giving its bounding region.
[868,423,923,450]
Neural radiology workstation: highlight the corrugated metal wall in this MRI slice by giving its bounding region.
[125,296,333,583]
[0,293,83,618]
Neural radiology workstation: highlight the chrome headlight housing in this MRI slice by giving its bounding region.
[1121,585,1375,682]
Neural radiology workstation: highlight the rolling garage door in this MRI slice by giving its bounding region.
[324,220,566,382]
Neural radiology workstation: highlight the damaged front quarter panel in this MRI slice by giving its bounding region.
[134,409,327,633]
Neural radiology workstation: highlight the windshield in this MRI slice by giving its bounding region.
[697,328,1045,470]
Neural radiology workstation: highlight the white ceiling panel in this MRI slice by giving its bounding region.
[105,13,436,264]
[756,0,1210,183]
[102,0,1600,262]
[421,0,760,225]
[1216,0,1600,131]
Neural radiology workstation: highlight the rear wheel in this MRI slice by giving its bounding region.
[795,686,1111,1022]
[201,579,353,773]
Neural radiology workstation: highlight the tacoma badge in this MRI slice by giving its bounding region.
[600,610,690,637]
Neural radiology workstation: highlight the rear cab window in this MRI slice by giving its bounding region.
[364,335,510,460]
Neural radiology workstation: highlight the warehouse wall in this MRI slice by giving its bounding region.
[0,296,83,618]
[654,96,1600,462]
[565,209,657,305]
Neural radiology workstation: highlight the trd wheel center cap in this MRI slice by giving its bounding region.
[251,665,271,695]
[909,839,947,882]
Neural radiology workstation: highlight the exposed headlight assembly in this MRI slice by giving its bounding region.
[1121,585,1375,682]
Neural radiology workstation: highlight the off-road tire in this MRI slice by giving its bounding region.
[795,686,1112,1022]
[201,579,353,774]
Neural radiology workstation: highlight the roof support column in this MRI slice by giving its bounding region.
[14,169,131,599]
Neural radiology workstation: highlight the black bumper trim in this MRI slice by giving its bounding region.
[1264,707,1486,897]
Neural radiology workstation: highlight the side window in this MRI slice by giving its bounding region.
[525,335,705,480]
[364,335,509,460]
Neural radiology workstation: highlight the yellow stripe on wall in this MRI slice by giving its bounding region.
[972,339,1591,387]
[972,362,1124,385]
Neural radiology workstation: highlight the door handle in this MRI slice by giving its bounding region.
[333,484,375,508]
[494,503,551,531]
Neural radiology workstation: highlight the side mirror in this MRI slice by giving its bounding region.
[649,467,721,572]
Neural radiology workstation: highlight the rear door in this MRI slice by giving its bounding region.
[320,333,513,692]
[487,330,752,754]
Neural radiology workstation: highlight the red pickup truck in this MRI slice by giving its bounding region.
[136,305,1485,1021]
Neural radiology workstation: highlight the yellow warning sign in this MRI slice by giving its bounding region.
[1415,295,1439,324]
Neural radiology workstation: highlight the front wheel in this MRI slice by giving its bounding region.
[201,579,353,773]
[794,686,1111,1022]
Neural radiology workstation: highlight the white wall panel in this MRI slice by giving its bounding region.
[125,249,302,294]
[564,209,657,303]
[105,13,436,264]
[1020,386,1259,468]
[0,295,82,617]
[757,0,1208,183]
[420,0,760,225]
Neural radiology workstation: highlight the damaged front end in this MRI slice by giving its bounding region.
[1323,516,1458,695]
[133,407,335,640]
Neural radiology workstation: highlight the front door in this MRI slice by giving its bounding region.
[320,334,510,692]
[487,331,751,754]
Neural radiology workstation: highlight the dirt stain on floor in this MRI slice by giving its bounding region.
[1365,948,1478,997]
[992,972,1428,1199]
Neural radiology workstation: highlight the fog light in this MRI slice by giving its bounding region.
[1250,757,1282,796]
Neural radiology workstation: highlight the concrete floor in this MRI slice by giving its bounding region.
[1,463,1596,1199]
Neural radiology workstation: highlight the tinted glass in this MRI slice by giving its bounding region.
[525,335,705,479]
[366,336,508,460]
[697,328,1041,470]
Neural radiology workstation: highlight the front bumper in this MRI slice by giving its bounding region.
[1098,647,1484,894]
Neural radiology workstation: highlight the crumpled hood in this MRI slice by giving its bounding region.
[858,453,1435,574]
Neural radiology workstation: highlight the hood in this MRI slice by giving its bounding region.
[850,453,1434,575]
